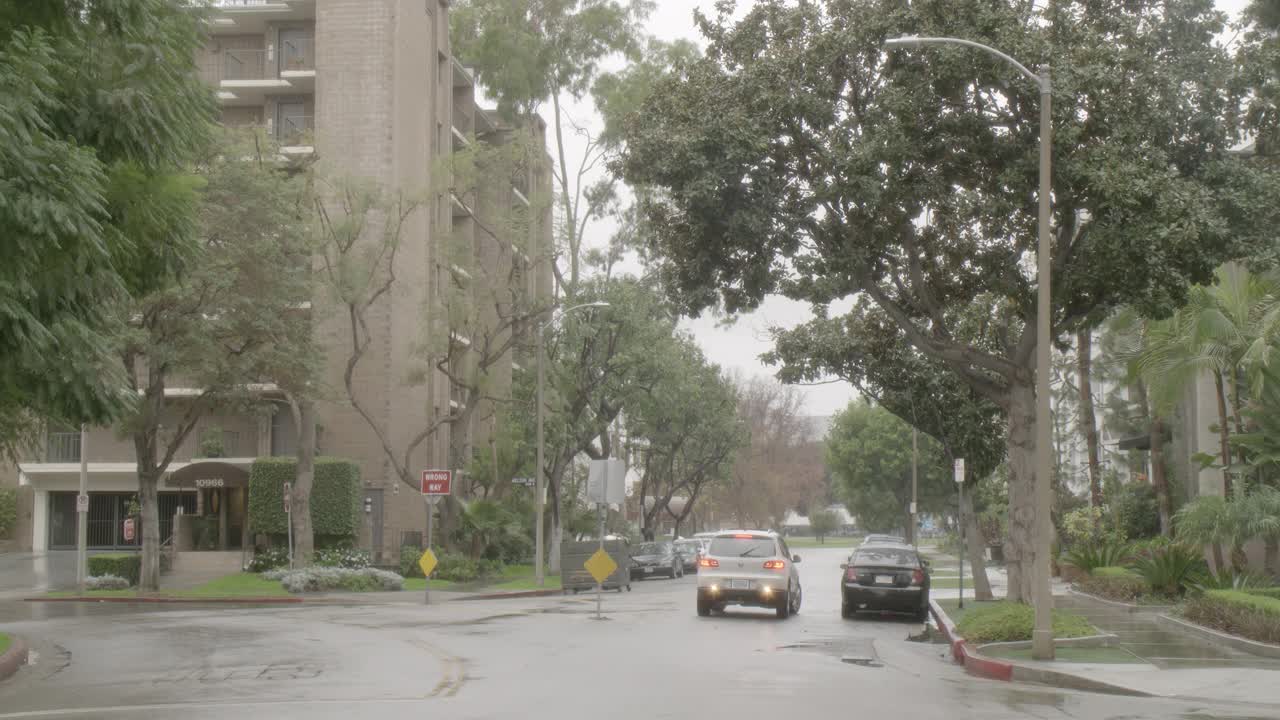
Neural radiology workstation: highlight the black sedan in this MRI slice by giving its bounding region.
[630,541,683,579]
[674,539,704,573]
[840,544,930,621]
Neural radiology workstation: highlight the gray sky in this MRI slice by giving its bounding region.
[540,0,1253,418]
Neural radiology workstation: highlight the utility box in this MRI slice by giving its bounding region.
[561,538,632,593]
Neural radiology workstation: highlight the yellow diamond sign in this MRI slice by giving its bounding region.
[418,548,438,578]
[583,547,618,584]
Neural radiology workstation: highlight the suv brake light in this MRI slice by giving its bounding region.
[845,567,858,582]
[911,568,925,586]
[763,560,785,570]
[698,557,719,568]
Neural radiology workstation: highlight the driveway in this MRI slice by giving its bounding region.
[0,552,78,597]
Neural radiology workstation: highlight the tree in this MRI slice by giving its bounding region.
[0,0,216,458]
[827,401,953,537]
[618,0,1270,602]
[809,506,838,544]
[122,131,313,589]
[451,0,653,290]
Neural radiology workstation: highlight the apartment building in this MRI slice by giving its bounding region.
[7,0,553,563]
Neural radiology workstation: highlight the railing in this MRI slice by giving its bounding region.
[213,0,280,7]
[279,37,314,72]
[223,48,268,81]
[277,114,314,145]
[46,432,81,463]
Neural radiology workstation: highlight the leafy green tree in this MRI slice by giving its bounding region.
[808,506,838,544]
[0,0,216,457]
[122,131,314,589]
[618,0,1271,601]
[826,401,952,537]
[451,0,653,289]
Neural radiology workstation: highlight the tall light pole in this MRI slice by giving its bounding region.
[535,301,610,587]
[885,35,1054,660]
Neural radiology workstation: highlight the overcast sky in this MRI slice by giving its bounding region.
[538,0,1254,418]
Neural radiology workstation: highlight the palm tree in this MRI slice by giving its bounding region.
[1175,495,1248,573]
[1243,486,1280,580]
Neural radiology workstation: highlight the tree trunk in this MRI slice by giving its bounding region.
[550,91,578,290]
[547,462,565,572]
[1003,382,1038,604]
[1215,370,1233,496]
[1265,537,1278,581]
[1149,415,1172,537]
[1210,542,1226,573]
[1076,330,1103,508]
[139,470,161,591]
[960,481,994,601]
[291,398,316,566]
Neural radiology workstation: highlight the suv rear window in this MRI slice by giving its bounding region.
[853,548,918,567]
[709,536,776,558]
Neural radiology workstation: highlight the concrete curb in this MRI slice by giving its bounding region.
[1066,587,1173,614]
[450,588,564,602]
[1157,613,1280,659]
[25,596,303,605]
[929,598,1150,696]
[0,636,28,683]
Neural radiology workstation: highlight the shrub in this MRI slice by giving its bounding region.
[260,568,289,581]
[249,546,290,573]
[477,558,505,578]
[1130,543,1206,597]
[488,532,533,564]
[1189,568,1272,593]
[1062,541,1132,573]
[434,553,480,583]
[314,547,371,569]
[1245,587,1280,600]
[1181,590,1280,645]
[1077,566,1150,602]
[955,602,1096,643]
[1112,482,1161,540]
[88,554,139,586]
[85,575,130,591]
[1060,506,1110,551]
[0,487,17,538]
[400,545,425,578]
[277,567,404,593]
[247,457,360,537]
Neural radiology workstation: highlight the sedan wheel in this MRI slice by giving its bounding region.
[776,585,791,619]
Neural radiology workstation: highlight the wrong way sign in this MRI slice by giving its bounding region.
[421,470,451,496]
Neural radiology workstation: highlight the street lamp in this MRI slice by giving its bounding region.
[535,300,610,587]
[885,34,1055,660]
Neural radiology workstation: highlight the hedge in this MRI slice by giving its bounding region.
[1077,566,1149,603]
[247,457,360,537]
[88,554,140,586]
[955,601,1096,643]
[1245,587,1280,600]
[1182,589,1280,645]
[0,487,16,538]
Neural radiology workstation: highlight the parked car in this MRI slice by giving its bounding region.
[861,534,906,546]
[674,538,705,573]
[696,531,802,619]
[630,541,683,579]
[840,543,930,621]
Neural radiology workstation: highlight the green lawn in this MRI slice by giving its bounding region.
[982,645,1147,664]
[404,578,462,591]
[934,596,1002,626]
[44,589,140,598]
[403,564,562,593]
[930,577,980,589]
[0,632,11,655]
[179,573,288,598]
[786,536,862,549]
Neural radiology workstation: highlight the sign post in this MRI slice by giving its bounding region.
[421,471,452,605]
[954,458,965,610]
[76,424,88,594]
[283,481,293,569]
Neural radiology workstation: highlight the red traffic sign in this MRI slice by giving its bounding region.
[421,470,452,496]
[123,517,136,542]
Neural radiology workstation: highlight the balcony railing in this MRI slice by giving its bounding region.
[277,114,314,145]
[47,432,81,463]
[223,48,267,81]
[279,37,314,72]
[213,0,279,6]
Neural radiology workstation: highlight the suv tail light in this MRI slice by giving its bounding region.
[911,568,925,586]
[845,567,859,582]
[698,557,719,568]
[763,560,786,570]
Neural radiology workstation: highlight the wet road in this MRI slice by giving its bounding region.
[0,546,1276,719]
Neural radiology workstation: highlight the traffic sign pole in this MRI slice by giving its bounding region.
[419,471,451,606]
[76,424,88,594]
[425,495,433,606]
[284,481,293,570]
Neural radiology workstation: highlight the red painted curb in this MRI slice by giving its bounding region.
[0,636,28,682]
[450,588,563,601]
[24,596,303,604]
[958,642,1015,682]
[928,599,967,663]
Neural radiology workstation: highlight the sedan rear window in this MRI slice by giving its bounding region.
[709,536,776,558]
[853,548,918,567]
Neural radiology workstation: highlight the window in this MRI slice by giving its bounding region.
[708,536,777,558]
[271,406,297,456]
[853,548,919,567]
[46,427,81,463]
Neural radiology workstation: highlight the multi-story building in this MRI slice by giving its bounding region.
[6,0,552,564]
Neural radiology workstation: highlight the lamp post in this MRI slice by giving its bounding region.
[535,301,610,587]
[885,35,1054,660]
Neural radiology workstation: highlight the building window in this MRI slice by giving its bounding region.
[271,406,297,457]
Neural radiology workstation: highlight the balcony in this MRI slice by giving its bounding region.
[276,114,315,154]
[223,48,269,81]
[46,432,81,463]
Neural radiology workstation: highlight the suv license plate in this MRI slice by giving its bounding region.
[644,567,653,574]
[729,580,750,590]
[876,575,894,584]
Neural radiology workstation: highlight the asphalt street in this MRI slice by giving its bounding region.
[1,546,1276,719]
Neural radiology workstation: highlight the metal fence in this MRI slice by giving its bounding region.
[224,48,267,81]
[46,432,80,463]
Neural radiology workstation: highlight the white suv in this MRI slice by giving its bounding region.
[696,531,802,618]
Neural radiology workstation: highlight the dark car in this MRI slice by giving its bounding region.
[630,541,683,579]
[840,544,930,621]
[674,539,704,573]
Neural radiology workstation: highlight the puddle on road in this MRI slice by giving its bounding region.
[775,636,882,667]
